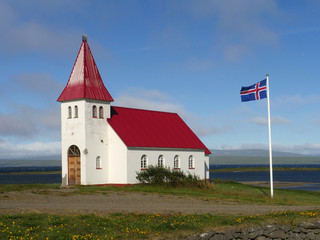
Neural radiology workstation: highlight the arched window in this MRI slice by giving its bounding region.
[68,106,72,119]
[174,155,180,169]
[96,156,102,169]
[188,155,195,169]
[158,155,164,167]
[74,106,78,118]
[92,105,97,118]
[141,155,147,169]
[68,145,80,157]
[99,106,104,119]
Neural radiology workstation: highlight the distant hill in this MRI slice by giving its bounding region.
[0,154,61,167]
[211,149,310,157]
[209,149,320,165]
[0,160,61,167]
[0,154,61,161]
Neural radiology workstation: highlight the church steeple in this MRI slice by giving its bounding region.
[57,35,113,102]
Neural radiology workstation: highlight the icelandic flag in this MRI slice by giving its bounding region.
[240,79,267,102]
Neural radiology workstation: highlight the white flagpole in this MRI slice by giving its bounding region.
[266,73,274,198]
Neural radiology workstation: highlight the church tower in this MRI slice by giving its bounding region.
[57,35,113,186]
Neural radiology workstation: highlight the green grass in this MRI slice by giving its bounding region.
[75,181,320,205]
[211,167,320,172]
[1,181,319,205]
[0,211,319,239]
[0,184,60,194]
[210,180,320,205]
[1,183,320,239]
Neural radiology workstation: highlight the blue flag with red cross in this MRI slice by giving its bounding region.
[240,79,267,102]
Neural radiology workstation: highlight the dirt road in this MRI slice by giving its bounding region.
[1,189,319,216]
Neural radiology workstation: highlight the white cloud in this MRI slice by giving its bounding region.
[11,72,64,95]
[272,116,291,124]
[221,143,268,151]
[116,87,185,113]
[0,72,61,139]
[223,44,248,62]
[220,142,320,156]
[0,140,61,159]
[250,116,268,126]
[276,143,320,156]
[0,1,80,56]
[174,0,280,61]
[116,87,231,137]
[0,105,60,139]
[0,114,36,137]
[0,72,62,158]
[249,116,290,126]
[190,122,231,137]
[273,94,320,109]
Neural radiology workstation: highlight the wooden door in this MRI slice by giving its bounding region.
[68,145,81,185]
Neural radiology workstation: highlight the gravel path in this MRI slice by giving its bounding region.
[1,189,319,216]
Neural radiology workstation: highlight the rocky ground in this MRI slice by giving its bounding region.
[187,221,320,240]
[1,189,319,216]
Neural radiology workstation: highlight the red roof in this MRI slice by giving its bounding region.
[107,106,211,155]
[57,36,113,102]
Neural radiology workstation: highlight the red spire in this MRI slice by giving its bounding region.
[57,35,114,102]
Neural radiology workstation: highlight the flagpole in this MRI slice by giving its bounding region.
[266,73,274,198]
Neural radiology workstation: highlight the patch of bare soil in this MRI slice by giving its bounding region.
[1,189,319,216]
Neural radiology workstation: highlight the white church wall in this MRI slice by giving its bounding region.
[61,101,87,185]
[107,125,128,184]
[83,99,110,185]
[61,100,112,185]
[127,148,209,183]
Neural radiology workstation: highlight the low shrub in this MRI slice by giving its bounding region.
[136,165,207,188]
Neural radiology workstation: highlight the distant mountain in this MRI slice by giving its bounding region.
[209,149,320,165]
[0,155,61,167]
[0,155,61,161]
[210,149,311,157]
[0,160,61,167]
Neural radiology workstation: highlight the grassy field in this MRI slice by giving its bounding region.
[1,181,320,205]
[1,182,320,239]
[1,211,320,239]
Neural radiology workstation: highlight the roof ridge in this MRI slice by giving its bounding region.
[112,106,178,115]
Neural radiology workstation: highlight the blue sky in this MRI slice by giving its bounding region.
[1,0,320,159]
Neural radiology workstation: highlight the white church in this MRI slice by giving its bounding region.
[58,35,211,186]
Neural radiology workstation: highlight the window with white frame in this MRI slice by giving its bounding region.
[74,105,78,118]
[174,155,180,169]
[96,156,102,169]
[141,155,147,169]
[188,155,195,169]
[158,155,165,167]
[68,106,72,118]
[92,105,97,118]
